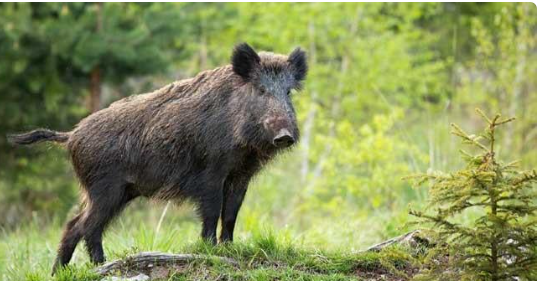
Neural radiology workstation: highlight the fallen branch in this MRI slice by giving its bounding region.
[95,252,239,276]
[361,230,429,252]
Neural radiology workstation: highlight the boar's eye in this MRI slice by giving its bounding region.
[286,89,291,96]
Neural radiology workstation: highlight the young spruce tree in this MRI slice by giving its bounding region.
[410,109,536,281]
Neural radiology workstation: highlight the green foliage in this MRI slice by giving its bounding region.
[410,109,537,280]
[0,5,536,278]
[0,3,184,225]
[457,3,537,165]
[307,109,427,213]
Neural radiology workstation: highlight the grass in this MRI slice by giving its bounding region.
[0,214,419,281]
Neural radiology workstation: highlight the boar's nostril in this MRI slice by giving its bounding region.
[273,128,295,148]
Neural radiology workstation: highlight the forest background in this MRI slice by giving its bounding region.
[0,2,536,278]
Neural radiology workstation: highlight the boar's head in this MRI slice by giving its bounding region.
[231,43,307,152]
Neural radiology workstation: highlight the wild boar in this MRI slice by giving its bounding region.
[8,43,307,273]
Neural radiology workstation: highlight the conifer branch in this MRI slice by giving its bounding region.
[407,109,535,280]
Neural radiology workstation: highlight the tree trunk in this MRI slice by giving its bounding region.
[88,3,103,113]
[310,8,361,185]
[300,18,318,186]
[89,66,102,113]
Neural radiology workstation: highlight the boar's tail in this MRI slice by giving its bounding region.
[7,129,70,145]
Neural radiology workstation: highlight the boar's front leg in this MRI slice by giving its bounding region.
[220,175,250,243]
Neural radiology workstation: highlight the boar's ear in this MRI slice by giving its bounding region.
[231,43,261,81]
[288,47,308,82]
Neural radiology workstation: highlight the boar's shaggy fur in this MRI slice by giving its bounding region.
[8,43,307,273]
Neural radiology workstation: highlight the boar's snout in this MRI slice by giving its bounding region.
[273,128,295,148]
[264,116,297,148]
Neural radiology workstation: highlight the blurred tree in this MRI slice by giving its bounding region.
[0,3,535,248]
[0,3,186,225]
[455,3,537,165]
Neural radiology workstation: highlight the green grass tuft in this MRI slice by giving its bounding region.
[1,220,418,280]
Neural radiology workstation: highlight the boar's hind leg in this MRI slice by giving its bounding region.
[220,176,249,243]
[52,212,85,274]
[83,184,138,265]
[51,181,136,275]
